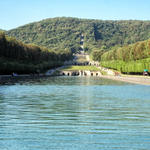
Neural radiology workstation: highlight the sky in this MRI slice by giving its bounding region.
[1,0,150,30]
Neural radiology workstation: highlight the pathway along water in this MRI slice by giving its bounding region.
[0,76,150,150]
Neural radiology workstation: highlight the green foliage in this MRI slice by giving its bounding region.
[91,49,106,61]
[4,17,150,74]
[101,40,150,62]
[101,59,150,74]
[0,32,72,74]
[100,39,150,74]
[6,17,150,53]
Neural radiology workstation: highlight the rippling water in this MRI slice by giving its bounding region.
[0,77,150,150]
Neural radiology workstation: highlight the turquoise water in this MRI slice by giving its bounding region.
[0,77,150,150]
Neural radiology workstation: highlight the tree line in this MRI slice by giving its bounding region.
[96,39,150,74]
[0,32,72,74]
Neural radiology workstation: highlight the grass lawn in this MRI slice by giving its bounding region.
[62,65,100,71]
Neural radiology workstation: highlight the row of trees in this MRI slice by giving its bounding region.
[0,32,72,74]
[101,40,150,61]
[99,39,150,74]
[101,59,150,74]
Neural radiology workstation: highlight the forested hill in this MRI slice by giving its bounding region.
[6,17,150,52]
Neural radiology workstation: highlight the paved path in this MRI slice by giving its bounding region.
[101,75,150,85]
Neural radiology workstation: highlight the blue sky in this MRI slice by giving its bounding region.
[1,0,150,30]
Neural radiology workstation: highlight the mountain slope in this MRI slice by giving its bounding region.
[7,17,150,52]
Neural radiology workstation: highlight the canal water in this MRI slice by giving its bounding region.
[0,77,150,150]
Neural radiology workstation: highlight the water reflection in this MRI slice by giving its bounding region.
[0,77,150,150]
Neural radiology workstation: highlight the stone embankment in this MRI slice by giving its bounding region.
[98,66,115,75]
[59,70,101,77]
[0,74,47,84]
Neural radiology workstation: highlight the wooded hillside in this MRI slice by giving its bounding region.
[7,17,150,53]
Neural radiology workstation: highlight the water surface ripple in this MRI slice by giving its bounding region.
[0,77,150,150]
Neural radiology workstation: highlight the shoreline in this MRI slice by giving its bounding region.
[0,74,52,85]
[101,75,150,86]
[0,73,150,86]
